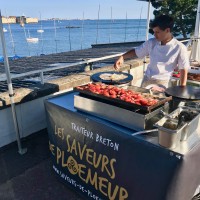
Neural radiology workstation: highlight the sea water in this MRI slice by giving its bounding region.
[0,19,151,58]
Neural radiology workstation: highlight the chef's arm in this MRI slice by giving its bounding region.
[122,49,136,60]
[114,49,136,70]
[179,68,188,86]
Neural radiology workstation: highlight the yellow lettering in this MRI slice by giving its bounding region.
[98,177,108,197]
[78,142,87,160]
[54,125,58,135]
[85,168,98,190]
[64,135,124,199]
[49,141,55,156]
[70,139,77,155]
[66,135,71,152]
[110,159,116,179]
[119,187,128,200]
[108,182,119,200]
[67,156,78,175]
[86,149,94,165]
[101,155,111,177]
[78,164,86,182]
[58,128,64,140]
[55,125,64,140]
[56,147,61,164]
[62,151,68,167]
[93,152,102,169]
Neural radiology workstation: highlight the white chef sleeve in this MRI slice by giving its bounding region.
[178,44,190,70]
[135,40,150,59]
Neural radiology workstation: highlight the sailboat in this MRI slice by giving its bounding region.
[37,29,44,33]
[3,27,7,32]
[20,21,25,27]
[26,29,39,43]
[37,13,44,33]
[20,15,25,27]
[7,18,21,60]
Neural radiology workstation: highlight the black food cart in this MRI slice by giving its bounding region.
[45,87,200,200]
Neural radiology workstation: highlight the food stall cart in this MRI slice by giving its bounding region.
[45,84,200,200]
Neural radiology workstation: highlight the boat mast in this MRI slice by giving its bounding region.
[40,12,43,30]
[136,6,143,41]
[8,22,16,55]
[20,16,24,27]
[109,6,113,43]
[37,12,44,33]
[137,0,153,75]
[23,25,31,56]
[145,0,151,41]
[124,12,128,42]
[5,12,16,56]
[28,29,31,38]
[96,4,100,44]
[0,11,27,155]
[80,12,84,50]
[68,18,72,51]
[54,18,58,53]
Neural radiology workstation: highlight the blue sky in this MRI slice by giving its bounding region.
[1,0,153,19]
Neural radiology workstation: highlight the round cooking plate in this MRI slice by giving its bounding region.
[91,71,133,85]
[165,85,200,100]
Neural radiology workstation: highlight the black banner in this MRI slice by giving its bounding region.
[45,93,200,200]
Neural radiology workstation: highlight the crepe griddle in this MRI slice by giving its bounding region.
[165,85,200,100]
[74,84,172,113]
[91,71,133,85]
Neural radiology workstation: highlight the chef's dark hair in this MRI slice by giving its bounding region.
[150,14,174,31]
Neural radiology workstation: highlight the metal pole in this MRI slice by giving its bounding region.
[80,12,84,50]
[136,6,143,41]
[190,0,200,61]
[54,19,58,53]
[96,4,100,44]
[124,12,128,42]
[109,7,112,43]
[143,0,151,74]
[68,18,72,51]
[23,25,31,56]
[5,11,16,56]
[145,0,151,41]
[40,71,44,84]
[0,11,27,155]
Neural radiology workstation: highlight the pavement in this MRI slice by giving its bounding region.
[0,129,84,200]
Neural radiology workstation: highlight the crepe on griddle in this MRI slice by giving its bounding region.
[99,73,128,81]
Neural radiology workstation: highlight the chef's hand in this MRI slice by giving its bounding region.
[150,85,165,92]
[114,56,124,70]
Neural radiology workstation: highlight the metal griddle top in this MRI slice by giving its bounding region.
[165,86,200,100]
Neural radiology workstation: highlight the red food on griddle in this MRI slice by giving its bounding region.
[75,83,160,107]
[139,98,148,106]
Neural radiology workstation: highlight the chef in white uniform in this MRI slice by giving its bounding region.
[114,14,189,92]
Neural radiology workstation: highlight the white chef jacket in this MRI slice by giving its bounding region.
[135,38,189,81]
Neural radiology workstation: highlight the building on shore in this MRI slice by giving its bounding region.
[2,16,38,24]
[25,17,38,23]
[2,16,16,24]
[16,16,38,24]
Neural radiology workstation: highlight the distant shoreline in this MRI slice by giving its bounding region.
[43,18,147,21]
